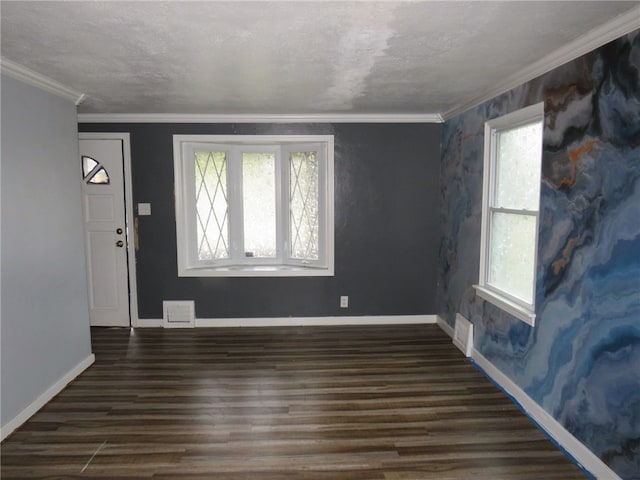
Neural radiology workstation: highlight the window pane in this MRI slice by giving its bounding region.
[495,121,542,210]
[242,153,276,258]
[195,151,229,260]
[88,167,110,185]
[82,156,98,178]
[488,211,536,304]
[290,151,319,260]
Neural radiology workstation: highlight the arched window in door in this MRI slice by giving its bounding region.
[82,155,110,185]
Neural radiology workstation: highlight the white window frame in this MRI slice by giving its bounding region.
[173,135,334,277]
[474,102,544,326]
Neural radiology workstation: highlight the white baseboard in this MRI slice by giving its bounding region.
[1,353,95,442]
[134,315,437,328]
[471,349,620,480]
[436,315,455,337]
[436,315,616,479]
[134,318,163,327]
[195,314,437,328]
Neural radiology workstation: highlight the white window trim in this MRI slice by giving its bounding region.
[174,135,334,277]
[474,102,544,327]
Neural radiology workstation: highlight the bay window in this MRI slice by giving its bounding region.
[173,135,334,277]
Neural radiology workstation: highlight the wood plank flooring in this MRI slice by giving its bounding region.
[1,324,587,479]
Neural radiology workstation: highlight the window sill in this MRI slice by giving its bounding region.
[473,285,536,327]
[178,264,334,278]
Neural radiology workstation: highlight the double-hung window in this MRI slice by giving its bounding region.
[475,103,543,326]
[173,135,334,277]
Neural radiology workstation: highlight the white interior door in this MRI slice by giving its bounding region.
[80,139,130,327]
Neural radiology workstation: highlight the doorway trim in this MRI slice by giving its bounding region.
[79,132,138,326]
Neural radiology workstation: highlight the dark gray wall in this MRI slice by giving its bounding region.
[79,122,441,319]
[2,75,93,428]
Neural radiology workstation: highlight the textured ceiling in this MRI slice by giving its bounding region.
[1,1,638,116]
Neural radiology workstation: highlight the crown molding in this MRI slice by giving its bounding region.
[441,5,640,121]
[1,58,86,106]
[76,112,443,124]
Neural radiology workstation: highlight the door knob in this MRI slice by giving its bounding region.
[116,240,124,247]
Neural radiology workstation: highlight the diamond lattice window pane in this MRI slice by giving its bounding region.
[289,151,319,260]
[488,211,536,304]
[195,151,229,260]
[242,153,276,258]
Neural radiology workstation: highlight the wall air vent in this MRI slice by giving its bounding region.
[162,300,195,328]
[453,313,473,357]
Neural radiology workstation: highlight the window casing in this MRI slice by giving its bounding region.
[173,135,334,277]
[474,103,544,326]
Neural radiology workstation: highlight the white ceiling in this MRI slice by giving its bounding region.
[1,1,638,119]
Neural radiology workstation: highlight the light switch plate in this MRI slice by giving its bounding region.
[138,203,151,216]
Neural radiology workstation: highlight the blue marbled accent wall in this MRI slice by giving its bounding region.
[438,31,640,479]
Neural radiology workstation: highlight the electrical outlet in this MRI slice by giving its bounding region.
[340,296,349,308]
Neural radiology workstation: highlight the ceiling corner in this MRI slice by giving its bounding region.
[1,57,86,106]
[440,5,640,122]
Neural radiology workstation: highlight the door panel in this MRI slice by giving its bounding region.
[86,195,115,221]
[80,139,130,327]
[87,231,119,309]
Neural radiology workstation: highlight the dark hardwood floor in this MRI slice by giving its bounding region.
[1,324,587,479]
